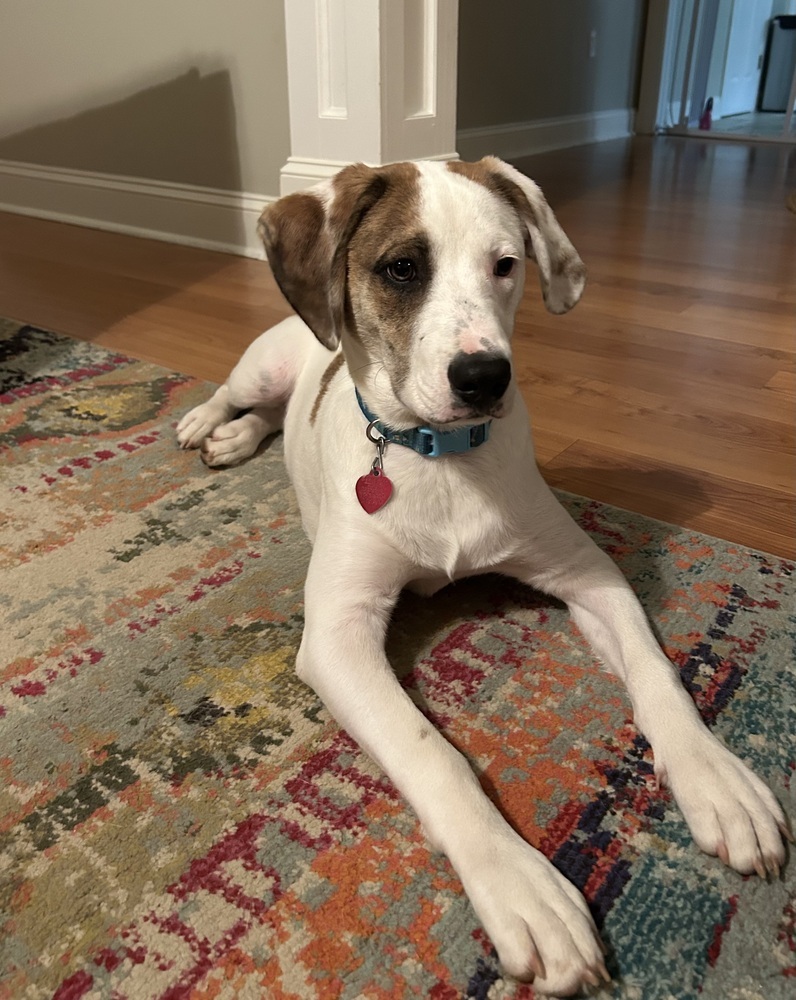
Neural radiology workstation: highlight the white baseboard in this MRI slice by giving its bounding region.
[456,108,635,161]
[0,159,274,258]
[279,151,460,195]
[0,117,630,257]
[279,156,353,196]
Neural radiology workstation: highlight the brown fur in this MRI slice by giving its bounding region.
[258,195,333,344]
[309,352,345,425]
[258,167,387,350]
[345,162,430,390]
[260,161,431,395]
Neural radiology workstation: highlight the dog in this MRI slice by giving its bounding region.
[177,157,789,996]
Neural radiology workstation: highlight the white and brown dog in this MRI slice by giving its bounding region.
[177,157,788,996]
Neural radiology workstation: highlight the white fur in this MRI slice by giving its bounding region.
[392,163,525,426]
[177,160,787,997]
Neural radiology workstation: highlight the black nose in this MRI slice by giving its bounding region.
[447,352,512,410]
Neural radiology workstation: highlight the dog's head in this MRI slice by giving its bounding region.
[259,157,585,429]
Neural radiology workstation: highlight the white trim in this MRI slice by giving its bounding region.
[0,159,274,258]
[279,155,353,195]
[279,150,459,194]
[456,109,636,161]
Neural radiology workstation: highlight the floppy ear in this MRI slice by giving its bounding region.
[258,164,386,349]
[478,156,586,314]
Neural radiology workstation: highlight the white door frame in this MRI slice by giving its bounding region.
[637,0,796,143]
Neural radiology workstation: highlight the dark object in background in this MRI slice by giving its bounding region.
[759,15,796,112]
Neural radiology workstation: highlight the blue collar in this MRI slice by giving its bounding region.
[355,389,490,458]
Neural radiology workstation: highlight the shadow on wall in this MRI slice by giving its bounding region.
[0,67,242,191]
[0,68,257,336]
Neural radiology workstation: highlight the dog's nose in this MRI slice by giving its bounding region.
[447,352,512,409]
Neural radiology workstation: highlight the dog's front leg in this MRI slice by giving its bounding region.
[509,490,789,878]
[297,526,607,995]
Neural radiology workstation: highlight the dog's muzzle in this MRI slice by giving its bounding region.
[447,351,512,411]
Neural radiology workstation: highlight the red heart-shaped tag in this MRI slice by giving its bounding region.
[355,470,393,514]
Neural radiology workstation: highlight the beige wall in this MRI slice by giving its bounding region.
[0,0,290,196]
[0,0,648,250]
[458,0,647,129]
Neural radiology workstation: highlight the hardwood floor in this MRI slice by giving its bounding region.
[1,136,794,556]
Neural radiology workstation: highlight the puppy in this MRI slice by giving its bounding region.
[177,157,788,996]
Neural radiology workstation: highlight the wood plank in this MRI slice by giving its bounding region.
[542,440,795,559]
[514,324,787,399]
[766,370,796,396]
[599,258,796,304]
[529,396,789,493]
[529,426,578,467]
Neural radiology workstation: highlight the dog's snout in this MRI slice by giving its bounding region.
[447,352,512,410]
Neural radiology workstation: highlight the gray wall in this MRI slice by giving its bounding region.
[0,0,290,196]
[0,0,648,206]
[458,0,648,129]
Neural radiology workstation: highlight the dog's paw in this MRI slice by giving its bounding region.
[176,397,233,450]
[659,730,789,878]
[199,416,263,467]
[176,405,220,450]
[458,829,609,995]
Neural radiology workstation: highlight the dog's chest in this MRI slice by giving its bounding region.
[286,361,535,576]
[374,444,524,576]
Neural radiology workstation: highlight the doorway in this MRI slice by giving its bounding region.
[640,0,796,143]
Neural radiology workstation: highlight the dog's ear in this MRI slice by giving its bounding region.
[258,164,387,349]
[478,157,586,314]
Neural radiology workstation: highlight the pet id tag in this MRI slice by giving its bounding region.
[356,422,393,514]
[355,467,393,514]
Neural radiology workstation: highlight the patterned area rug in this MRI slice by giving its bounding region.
[1,320,794,1000]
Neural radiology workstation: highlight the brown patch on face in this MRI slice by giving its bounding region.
[259,166,387,350]
[309,352,345,425]
[344,162,431,390]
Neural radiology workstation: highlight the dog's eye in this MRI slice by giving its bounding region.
[494,257,516,278]
[385,259,416,283]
